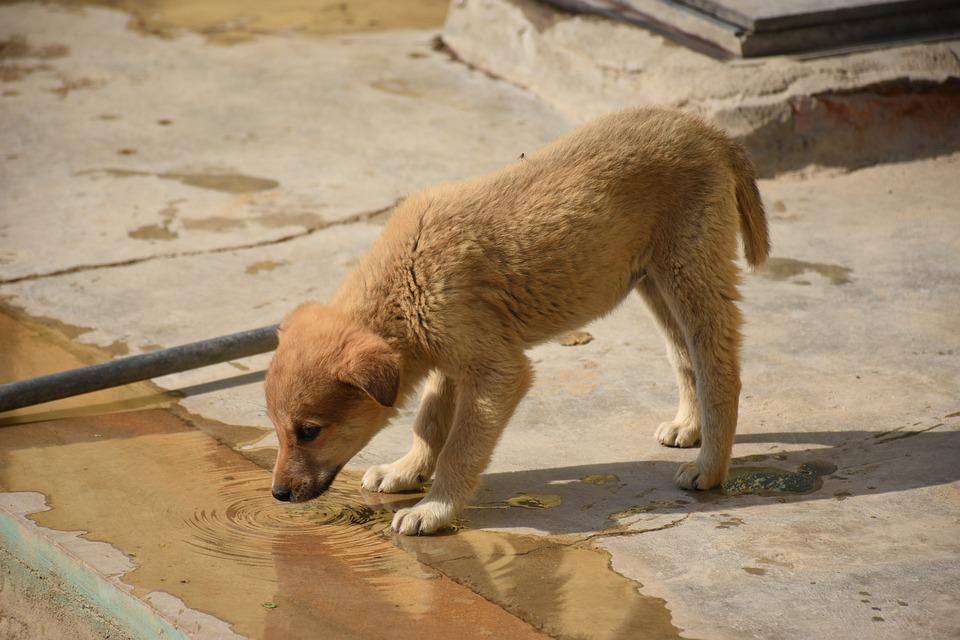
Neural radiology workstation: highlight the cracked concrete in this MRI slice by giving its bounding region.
[2,1,959,639]
[0,2,571,281]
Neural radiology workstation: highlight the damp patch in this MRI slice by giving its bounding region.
[722,461,838,496]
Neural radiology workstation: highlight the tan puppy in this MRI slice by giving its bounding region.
[266,107,769,535]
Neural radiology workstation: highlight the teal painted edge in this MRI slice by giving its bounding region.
[0,507,189,640]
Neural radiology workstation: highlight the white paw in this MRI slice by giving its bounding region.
[391,499,456,535]
[674,459,724,490]
[361,462,425,493]
[655,420,701,448]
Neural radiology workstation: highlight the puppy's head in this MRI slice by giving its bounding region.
[265,303,400,503]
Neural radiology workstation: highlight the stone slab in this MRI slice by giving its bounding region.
[545,0,960,57]
[0,3,571,282]
[677,0,956,31]
[444,0,960,172]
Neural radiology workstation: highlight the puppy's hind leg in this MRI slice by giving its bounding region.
[656,237,744,491]
[362,370,456,493]
[637,276,701,448]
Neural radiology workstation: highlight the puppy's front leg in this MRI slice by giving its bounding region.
[363,371,456,493]
[391,358,532,535]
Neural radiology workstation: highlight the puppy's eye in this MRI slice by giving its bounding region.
[296,423,324,443]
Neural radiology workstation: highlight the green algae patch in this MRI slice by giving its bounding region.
[722,461,837,496]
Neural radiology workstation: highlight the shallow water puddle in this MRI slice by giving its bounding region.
[0,304,687,638]
[0,305,175,425]
[0,411,546,639]
[0,410,687,638]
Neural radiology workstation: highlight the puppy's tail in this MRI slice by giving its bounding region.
[729,142,770,268]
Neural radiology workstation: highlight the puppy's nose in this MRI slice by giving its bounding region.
[272,486,292,502]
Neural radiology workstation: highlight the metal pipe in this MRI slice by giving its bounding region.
[0,324,279,413]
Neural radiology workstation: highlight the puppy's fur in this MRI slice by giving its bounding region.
[266,107,769,535]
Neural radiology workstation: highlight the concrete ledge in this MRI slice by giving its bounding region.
[443,0,960,175]
[0,493,189,640]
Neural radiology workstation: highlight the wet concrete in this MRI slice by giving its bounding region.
[0,402,687,638]
[0,305,174,426]
[0,411,550,639]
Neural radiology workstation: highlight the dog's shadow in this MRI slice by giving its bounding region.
[459,427,960,535]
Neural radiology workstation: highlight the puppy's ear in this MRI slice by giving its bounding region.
[341,336,401,407]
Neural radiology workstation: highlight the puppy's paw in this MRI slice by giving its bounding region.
[362,462,425,493]
[674,460,724,491]
[391,499,456,536]
[655,420,701,448]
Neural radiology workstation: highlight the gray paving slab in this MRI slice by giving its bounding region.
[0,3,571,282]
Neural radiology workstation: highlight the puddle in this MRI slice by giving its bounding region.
[0,303,174,425]
[0,411,547,639]
[53,0,450,44]
[759,257,852,285]
[399,528,685,640]
[722,461,838,496]
[0,304,688,639]
[82,168,279,193]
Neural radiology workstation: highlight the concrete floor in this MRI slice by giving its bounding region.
[1,1,959,639]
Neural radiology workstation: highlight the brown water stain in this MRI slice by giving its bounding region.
[50,76,103,98]
[759,257,852,285]
[181,216,247,231]
[83,168,278,193]
[128,222,178,240]
[245,260,287,275]
[166,172,278,193]
[48,0,449,44]
[255,211,325,229]
[0,36,69,84]
[0,62,52,82]
[0,35,69,60]
[0,302,174,425]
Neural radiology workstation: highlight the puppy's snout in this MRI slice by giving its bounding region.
[272,486,292,502]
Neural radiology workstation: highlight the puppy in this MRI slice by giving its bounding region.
[266,107,769,535]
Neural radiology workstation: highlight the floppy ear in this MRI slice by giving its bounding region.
[341,337,401,407]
